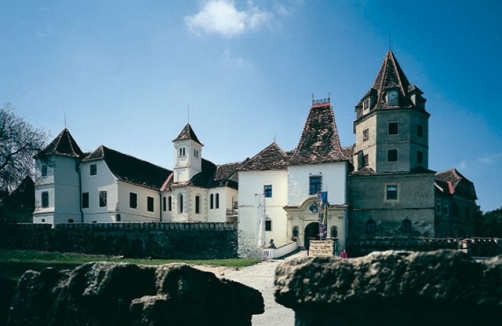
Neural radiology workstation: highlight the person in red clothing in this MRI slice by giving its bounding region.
[340,249,348,259]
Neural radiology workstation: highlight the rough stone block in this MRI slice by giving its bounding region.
[275,250,502,326]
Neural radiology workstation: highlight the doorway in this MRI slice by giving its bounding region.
[304,222,319,251]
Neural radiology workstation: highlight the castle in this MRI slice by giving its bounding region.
[31,50,478,257]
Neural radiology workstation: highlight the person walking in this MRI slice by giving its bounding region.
[340,249,348,259]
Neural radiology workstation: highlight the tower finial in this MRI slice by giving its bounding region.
[187,104,190,124]
[389,32,392,50]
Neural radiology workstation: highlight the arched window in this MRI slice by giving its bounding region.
[330,226,338,238]
[292,226,299,238]
[215,193,219,209]
[366,219,376,233]
[401,219,412,233]
[195,195,200,214]
[179,194,184,213]
[210,194,214,209]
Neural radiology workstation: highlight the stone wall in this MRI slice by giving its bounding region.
[0,222,238,259]
[275,250,502,326]
[5,262,263,326]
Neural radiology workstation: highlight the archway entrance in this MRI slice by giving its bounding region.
[304,222,319,251]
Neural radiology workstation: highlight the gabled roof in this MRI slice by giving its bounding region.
[214,162,240,184]
[173,123,203,146]
[289,103,346,165]
[35,128,84,158]
[435,168,477,200]
[82,146,171,191]
[238,142,290,171]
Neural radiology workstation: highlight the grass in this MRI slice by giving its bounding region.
[0,249,260,281]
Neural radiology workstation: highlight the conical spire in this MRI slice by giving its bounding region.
[35,128,84,158]
[173,123,203,146]
[372,49,410,96]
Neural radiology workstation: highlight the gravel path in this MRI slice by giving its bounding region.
[223,252,306,326]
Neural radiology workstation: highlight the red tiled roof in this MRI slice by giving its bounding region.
[435,168,477,200]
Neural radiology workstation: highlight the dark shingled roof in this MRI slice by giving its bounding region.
[82,146,171,191]
[163,159,239,190]
[173,123,203,146]
[435,168,477,200]
[356,49,429,119]
[289,103,346,165]
[238,142,290,171]
[36,129,84,158]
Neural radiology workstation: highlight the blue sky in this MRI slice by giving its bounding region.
[1,0,501,212]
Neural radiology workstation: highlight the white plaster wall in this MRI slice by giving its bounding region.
[116,181,162,222]
[238,170,288,257]
[80,160,118,223]
[287,162,348,206]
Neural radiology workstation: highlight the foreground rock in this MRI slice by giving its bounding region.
[7,262,263,326]
[275,250,502,326]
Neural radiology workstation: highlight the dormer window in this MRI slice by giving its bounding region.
[362,98,370,111]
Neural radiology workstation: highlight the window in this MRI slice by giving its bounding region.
[147,196,154,212]
[309,176,322,195]
[195,196,200,214]
[41,191,49,208]
[41,164,47,177]
[363,98,370,111]
[388,122,398,135]
[417,124,423,137]
[366,219,376,233]
[386,185,398,200]
[168,196,172,211]
[116,214,121,222]
[82,192,89,208]
[179,147,186,156]
[130,193,137,209]
[179,194,184,213]
[210,194,214,209]
[436,199,442,214]
[444,201,450,216]
[363,128,369,141]
[387,149,398,162]
[90,164,97,176]
[265,218,272,231]
[215,193,219,209]
[163,197,167,212]
[292,226,299,238]
[264,185,272,198]
[194,149,198,158]
[363,154,369,167]
[417,151,423,164]
[99,191,107,207]
[401,219,412,233]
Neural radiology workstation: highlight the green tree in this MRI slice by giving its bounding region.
[0,103,48,192]
[476,206,502,237]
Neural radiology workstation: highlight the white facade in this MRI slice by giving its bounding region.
[237,170,288,257]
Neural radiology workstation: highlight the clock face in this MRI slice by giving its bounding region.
[389,91,398,100]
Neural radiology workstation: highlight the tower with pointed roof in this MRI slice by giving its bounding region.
[172,123,203,183]
[349,50,437,240]
[33,129,85,225]
[353,49,429,173]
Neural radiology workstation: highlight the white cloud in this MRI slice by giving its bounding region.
[185,0,272,37]
[221,49,254,69]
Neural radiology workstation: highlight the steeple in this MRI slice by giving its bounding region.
[172,124,203,183]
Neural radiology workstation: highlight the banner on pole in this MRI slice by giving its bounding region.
[318,191,328,239]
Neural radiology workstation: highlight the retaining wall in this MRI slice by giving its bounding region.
[0,222,238,259]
